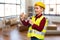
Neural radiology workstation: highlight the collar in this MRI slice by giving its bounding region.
[35,14,42,18]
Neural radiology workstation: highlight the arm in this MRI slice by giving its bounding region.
[21,20,30,26]
[32,17,46,32]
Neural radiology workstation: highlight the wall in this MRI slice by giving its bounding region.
[25,0,32,13]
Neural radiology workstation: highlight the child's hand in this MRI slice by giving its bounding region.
[20,13,25,21]
[29,19,34,25]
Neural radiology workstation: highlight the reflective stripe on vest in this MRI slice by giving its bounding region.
[28,29,45,35]
[27,15,48,39]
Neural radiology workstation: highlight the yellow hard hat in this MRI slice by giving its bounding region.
[34,2,45,9]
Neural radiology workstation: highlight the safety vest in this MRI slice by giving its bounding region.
[27,15,48,39]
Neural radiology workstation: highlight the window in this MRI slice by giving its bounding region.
[57,5,60,15]
[0,0,4,2]
[5,4,16,16]
[5,0,16,3]
[17,5,21,15]
[49,5,56,14]
[0,0,25,17]
[49,0,56,4]
[32,0,44,6]
[20,0,25,13]
[43,0,60,15]
[17,0,20,4]
[0,4,4,17]
[45,5,49,14]
[44,0,49,4]
[57,0,60,4]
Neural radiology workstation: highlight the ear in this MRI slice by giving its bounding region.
[41,8,44,12]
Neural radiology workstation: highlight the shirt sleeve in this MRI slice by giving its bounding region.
[32,17,46,32]
[21,20,30,26]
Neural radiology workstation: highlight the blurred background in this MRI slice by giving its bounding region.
[0,0,60,40]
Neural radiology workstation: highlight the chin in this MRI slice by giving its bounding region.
[35,12,39,14]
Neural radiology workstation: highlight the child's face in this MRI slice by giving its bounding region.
[34,6,43,15]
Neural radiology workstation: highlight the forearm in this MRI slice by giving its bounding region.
[32,18,46,32]
[21,19,30,26]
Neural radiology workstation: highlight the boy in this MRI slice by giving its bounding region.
[20,2,48,40]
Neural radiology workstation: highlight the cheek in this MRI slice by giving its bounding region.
[38,9,42,12]
[37,9,40,12]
